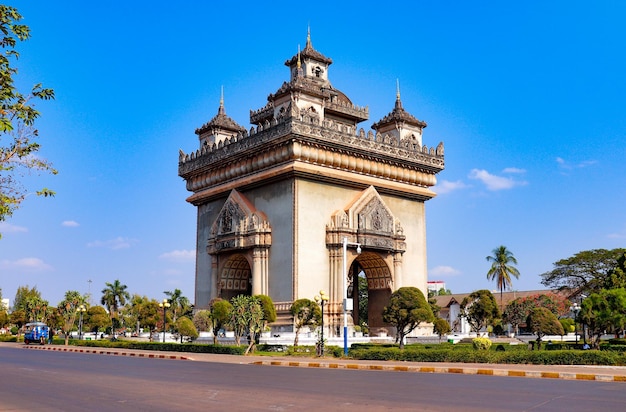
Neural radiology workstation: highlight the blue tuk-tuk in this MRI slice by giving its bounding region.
[23,322,49,345]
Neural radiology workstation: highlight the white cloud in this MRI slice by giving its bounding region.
[159,249,195,263]
[0,222,28,234]
[429,265,461,277]
[468,168,527,191]
[62,220,80,227]
[556,157,597,170]
[608,233,626,239]
[502,167,526,174]
[0,257,53,272]
[87,237,137,250]
[436,180,470,195]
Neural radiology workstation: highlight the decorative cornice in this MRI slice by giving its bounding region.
[179,115,444,201]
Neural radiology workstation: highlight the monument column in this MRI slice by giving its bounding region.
[252,248,263,295]
[393,252,403,291]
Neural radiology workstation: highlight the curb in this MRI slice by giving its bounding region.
[250,359,626,383]
[22,345,191,361]
[20,345,626,383]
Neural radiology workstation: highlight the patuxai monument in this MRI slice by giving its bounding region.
[178,32,445,339]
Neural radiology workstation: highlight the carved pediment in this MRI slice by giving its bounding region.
[326,186,405,252]
[209,190,271,253]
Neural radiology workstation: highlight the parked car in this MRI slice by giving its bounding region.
[23,322,49,345]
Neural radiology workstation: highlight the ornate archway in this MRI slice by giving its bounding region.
[208,189,271,298]
[326,186,406,336]
[349,252,393,332]
[218,254,252,301]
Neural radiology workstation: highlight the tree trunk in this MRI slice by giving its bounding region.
[398,331,406,349]
[293,327,301,347]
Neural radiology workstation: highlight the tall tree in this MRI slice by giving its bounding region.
[208,298,232,345]
[192,310,211,333]
[460,289,501,333]
[486,246,520,311]
[86,305,109,339]
[57,290,86,346]
[13,285,47,322]
[163,289,191,323]
[526,307,564,350]
[382,287,434,349]
[139,300,160,341]
[229,295,264,353]
[175,316,198,343]
[290,298,321,347]
[255,294,276,334]
[540,248,626,296]
[0,5,56,231]
[503,293,570,335]
[579,288,626,348]
[100,280,130,337]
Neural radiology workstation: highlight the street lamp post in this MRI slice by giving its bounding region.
[159,299,171,343]
[315,290,329,357]
[342,237,361,356]
[77,304,86,340]
[570,302,580,345]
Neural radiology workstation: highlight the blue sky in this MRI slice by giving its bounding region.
[1,2,625,307]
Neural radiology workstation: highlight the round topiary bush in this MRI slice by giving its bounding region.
[472,337,492,350]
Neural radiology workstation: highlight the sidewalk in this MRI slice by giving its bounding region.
[14,342,626,383]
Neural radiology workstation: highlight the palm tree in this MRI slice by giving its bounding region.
[101,280,130,337]
[486,246,521,311]
[164,289,190,323]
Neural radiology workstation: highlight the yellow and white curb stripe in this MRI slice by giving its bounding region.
[251,360,626,383]
[22,344,191,360]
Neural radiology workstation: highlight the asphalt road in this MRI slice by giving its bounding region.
[2,346,626,411]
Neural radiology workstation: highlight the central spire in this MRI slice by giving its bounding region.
[306,24,312,49]
[395,79,403,109]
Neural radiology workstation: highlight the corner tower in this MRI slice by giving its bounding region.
[179,33,445,337]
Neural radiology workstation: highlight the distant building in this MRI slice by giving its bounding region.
[432,289,570,336]
[427,280,447,295]
[179,31,445,337]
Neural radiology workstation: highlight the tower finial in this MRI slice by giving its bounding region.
[395,79,403,109]
[306,24,312,49]
[219,85,225,114]
[297,44,301,69]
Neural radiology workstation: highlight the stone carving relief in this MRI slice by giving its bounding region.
[208,190,271,254]
[326,186,405,253]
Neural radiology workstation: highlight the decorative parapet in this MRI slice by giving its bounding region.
[179,115,444,193]
[324,99,369,121]
[250,102,274,124]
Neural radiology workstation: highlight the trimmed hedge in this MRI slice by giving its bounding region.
[348,346,626,365]
[72,339,247,355]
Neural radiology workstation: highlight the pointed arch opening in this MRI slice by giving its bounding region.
[218,254,252,301]
[348,251,392,334]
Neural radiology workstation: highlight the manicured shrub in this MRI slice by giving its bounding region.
[472,337,492,350]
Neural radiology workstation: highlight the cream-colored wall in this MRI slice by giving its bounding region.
[381,194,428,295]
[194,180,430,310]
[241,180,295,302]
[295,179,361,301]
[295,180,429,300]
[195,202,217,309]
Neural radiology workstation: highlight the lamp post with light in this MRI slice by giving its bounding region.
[77,304,87,340]
[314,290,329,357]
[342,237,362,356]
[159,299,171,343]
